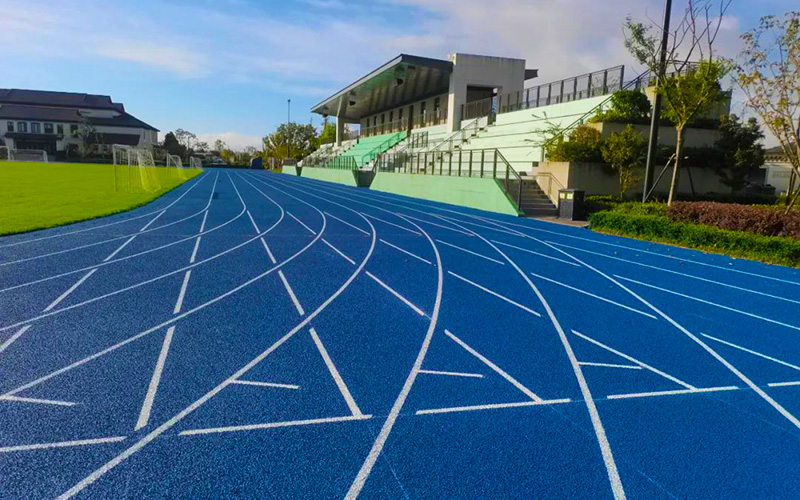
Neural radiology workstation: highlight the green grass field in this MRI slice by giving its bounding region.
[0,161,201,236]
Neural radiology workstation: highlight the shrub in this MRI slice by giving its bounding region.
[545,125,604,163]
[601,124,646,196]
[667,201,800,239]
[589,211,800,267]
[592,90,651,123]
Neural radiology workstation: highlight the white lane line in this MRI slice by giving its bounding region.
[0,325,31,354]
[769,381,800,387]
[416,398,573,415]
[361,212,422,235]
[287,211,317,235]
[54,211,366,500]
[42,269,98,312]
[380,238,432,265]
[365,271,425,317]
[444,329,543,402]
[548,241,800,305]
[578,362,642,370]
[0,395,77,407]
[530,271,657,320]
[278,270,305,316]
[180,414,371,436]
[572,330,696,390]
[189,237,202,264]
[539,240,800,437]
[436,239,505,265]
[231,380,300,390]
[403,214,474,236]
[173,271,192,315]
[418,369,484,378]
[344,215,442,500]
[102,235,137,262]
[135,326,176,431]
[323,238,356,265]
[261,238,277,264]
[616,275,800,332]
[607,386,739,400]
[701,334,800,372]
[324,211,370,235]
[199,209,209,232]
[434,219,627,500]
[448,271,541,318]
[0,436,126,454]
[485,216,800,287]
[246,209,261,233]
[138,209,167,232]
[310,328,363,417]
[492,240,581,267]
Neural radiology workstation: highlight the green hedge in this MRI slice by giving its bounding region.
[589,211,800,267]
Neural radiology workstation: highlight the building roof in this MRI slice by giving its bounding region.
[0,89,125,111]
[765,146,791,162]
[0,103,158,131]
[311,54,454,122]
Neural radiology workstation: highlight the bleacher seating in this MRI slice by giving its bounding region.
[338,131,405,168]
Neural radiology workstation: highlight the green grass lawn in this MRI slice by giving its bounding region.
[0,161,201,236]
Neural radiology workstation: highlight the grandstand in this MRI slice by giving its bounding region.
[301,53,730,216]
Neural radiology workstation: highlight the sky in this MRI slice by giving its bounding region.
[1,0,794,150]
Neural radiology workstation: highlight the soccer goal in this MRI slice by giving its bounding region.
[189,156,203,169]
[113,144,161,192]
[166,154,183,169]
[9,149,48,162]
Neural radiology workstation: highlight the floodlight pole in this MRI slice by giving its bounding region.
[642,0,672,202]
[287,99,291,164]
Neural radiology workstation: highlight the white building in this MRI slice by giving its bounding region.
[0,89,158,158]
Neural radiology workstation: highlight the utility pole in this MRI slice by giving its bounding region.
[642,0,672,202]
[287,99,292,164]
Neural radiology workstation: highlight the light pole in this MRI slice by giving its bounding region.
[287,99,291,164]
[642,0,672,202]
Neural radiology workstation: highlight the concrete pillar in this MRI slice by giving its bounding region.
[447,78,466,134]
[336,117,345,147]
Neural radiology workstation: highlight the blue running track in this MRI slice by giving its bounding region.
[2,168,800,499]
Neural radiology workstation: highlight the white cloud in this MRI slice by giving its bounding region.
[193,132,264,151]
[96,41,210,78]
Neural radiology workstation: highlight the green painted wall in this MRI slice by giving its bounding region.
[370,172,519,216]
[284,166,357,187]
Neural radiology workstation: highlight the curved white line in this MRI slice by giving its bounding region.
[0,172,207,249]
[344,213,443,499]
[56,187,378,500]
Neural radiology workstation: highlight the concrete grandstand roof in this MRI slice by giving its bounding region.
[311,54,454,122]
[0,89,123,111]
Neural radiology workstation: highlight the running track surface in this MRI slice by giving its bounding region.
[2,169,800,499]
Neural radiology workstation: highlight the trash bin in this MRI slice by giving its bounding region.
[558,189,585,220]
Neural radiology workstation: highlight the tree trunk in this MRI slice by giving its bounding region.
[667,127,685,207]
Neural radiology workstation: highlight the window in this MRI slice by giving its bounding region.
[17,122,27,133]
[389,111,394,123]
[6,121,13,132]
[31,122,41,134]
[398,108,403,121]
[44,123,54,134]
[57,124,64,134]
[70,124,78,134]
[381,114,385,124]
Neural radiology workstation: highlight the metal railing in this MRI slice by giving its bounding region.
[372,147,523,210]
[361,109,447,138]
[301,154,358,170]
[530,172,565,205]
[431,118,479,153]
[360,131,407,167]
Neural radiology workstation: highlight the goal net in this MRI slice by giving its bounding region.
[113,144,160,192]
[189,157,203,169]
[9,149,48,162]
[166,154,183,169]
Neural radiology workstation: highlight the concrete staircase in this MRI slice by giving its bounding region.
[518,179,557,216]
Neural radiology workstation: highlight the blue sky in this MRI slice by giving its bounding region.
[1,0,794,149]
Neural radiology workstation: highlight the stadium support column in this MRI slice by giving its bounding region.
[335,96,346,147]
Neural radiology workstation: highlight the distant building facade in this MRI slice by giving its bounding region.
[0,89,158,158]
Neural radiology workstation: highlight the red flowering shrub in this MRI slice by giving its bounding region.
[667,202,800,239]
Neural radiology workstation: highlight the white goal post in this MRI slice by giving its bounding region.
[166,154,183,169]
[189,156,203,169]
[8,149,48,162]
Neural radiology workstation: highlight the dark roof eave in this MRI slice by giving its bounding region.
[311,54,453,115]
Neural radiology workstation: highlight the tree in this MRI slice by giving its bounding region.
[735,12,800,211]
[624,0,731,205]
[263,122,317,161]
[317,121,336,146]
[194,141,209,152]
[214,139,227,153]
[545,125,604,163]
[73,116,100,158]
[592,90,652,123]
[712,114,765,191]
[174,129,197,155]
[162,132,186,157]
[601,125,647,197]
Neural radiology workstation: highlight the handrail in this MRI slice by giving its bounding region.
[431,118,479,153]
[530,172,565,205]
[360,131,407,167]
[302,154,357,170]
